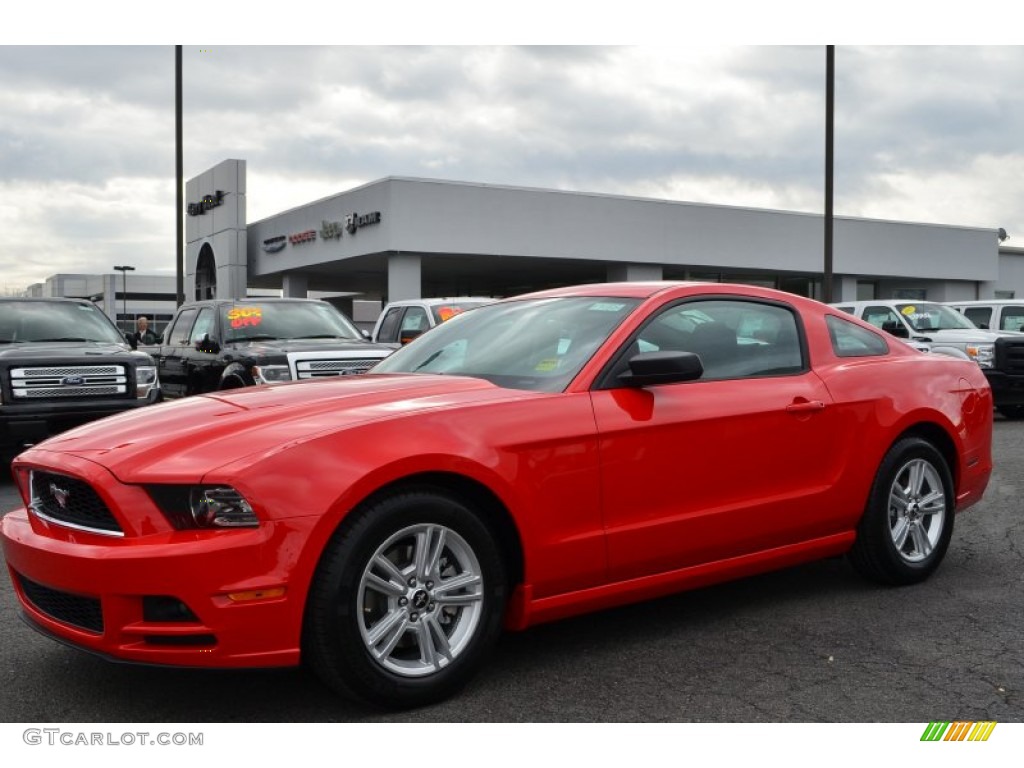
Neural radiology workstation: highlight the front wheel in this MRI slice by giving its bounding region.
[848,437,955,586]
[303,488,507,708]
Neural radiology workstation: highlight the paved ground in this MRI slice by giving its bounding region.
[0,419,1021,722]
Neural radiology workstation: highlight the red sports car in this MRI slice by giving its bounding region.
[0,282,993,708]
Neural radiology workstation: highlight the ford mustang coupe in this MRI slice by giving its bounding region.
[0,282,993,708]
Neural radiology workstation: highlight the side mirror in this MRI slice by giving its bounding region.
[618,351,704,387]
[195,333,220,354]
[399,329,424,345]
[881,320,909,339]
[126,333,138,350]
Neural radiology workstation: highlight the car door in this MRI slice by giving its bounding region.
[181,306,222,395]
[157,307,198,399]
[590,298,847,582]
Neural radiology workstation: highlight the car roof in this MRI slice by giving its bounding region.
[384,297,494,306]
[946,299,1024,306]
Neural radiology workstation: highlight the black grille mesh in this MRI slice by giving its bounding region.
[30,471,122,534]
[996,337,1024,375]
[16,572,104,633]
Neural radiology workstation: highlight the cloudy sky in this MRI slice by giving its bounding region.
[2,37,1022,292]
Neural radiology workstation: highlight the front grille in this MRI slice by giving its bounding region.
[296,358,382,378]
[995,337,1024,375]
[10,364,128,399]
[30,470,122,535]
[16,572,103,633]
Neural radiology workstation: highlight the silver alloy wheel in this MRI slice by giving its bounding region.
[887,457,947,563]
[357,523,484,677]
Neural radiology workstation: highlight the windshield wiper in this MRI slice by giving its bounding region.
[292,334,352,339]
[234,334,279,341]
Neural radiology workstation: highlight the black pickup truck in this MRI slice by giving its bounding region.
[0,298,160,455]
[152,298,394,398]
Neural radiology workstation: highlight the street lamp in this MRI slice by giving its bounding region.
[113,265,135,334]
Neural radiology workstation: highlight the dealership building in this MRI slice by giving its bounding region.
[29,157,1023,330]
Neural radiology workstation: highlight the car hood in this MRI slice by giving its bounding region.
[26,374,530,483]
[227,338,391,357]
[924,329,1007,342]
[0,341,138,360]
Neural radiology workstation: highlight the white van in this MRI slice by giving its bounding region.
[945,300,1024,333]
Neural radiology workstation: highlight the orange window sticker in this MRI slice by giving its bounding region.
[437,306,465,322]
[228,307,263,329]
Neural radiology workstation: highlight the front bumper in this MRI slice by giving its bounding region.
[983,371,1024,407]
[0,505,313,668]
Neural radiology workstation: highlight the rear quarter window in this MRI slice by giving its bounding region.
[826,314,889,357]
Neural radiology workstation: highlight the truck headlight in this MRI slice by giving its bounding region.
[136,365,159,398]
[965,344,995,368]
[251,364,292,384]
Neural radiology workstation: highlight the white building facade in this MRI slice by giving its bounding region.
[183,159,1011,308]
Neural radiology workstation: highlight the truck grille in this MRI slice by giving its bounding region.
[29,470,123,535]
[16,572,104,633]
[10,364,128,399]
[296,358,383,378]
[995,337,1024,375]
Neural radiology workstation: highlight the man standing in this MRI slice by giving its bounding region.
[132,316,158,346]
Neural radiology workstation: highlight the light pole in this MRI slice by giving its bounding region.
[113,265,135,334]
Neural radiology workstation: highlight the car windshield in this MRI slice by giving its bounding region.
[222,302,363,343]
[0,300,125,344]
[895,303,977,332]
[372,296,642,392]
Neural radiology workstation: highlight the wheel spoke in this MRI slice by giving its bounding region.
[425,615,453,663]
[416,620,439,670]
[908,461,925,497]
[919,490,946,515]
[910,523,932,557]
[433,571,482,596]
[413,526,441,581]
[365,608,409,657]
[426,527,448,580]
[373,554,408,588]
[891,517,911,551]
[365,571,406,598]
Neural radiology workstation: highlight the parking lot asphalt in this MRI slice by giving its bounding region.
[0,419,1021,723]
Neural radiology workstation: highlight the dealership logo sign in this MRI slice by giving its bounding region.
[345,211,382,235]
[320,220,344,240]
[261,236,286,253]
[187,190,226,216]
[289,230,317,245]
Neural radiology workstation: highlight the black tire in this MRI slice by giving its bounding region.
[997,405,1024,419]
[848,437,955,586]
[303,487,508,709]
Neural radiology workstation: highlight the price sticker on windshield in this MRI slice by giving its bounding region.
[228,307,263,329]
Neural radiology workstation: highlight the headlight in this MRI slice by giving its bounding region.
[136,365,158,398]
[965,344,995,368]
[190,487,259,528]
[251,364,292,384]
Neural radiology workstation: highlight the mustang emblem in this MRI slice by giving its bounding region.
[49,483,70,509]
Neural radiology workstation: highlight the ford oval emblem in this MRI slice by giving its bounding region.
[62,375,85,386]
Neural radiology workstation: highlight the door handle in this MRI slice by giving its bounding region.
[786,399,826,414]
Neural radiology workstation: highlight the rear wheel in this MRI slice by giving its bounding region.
[303,488,507,708]
[848,437,955,585]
